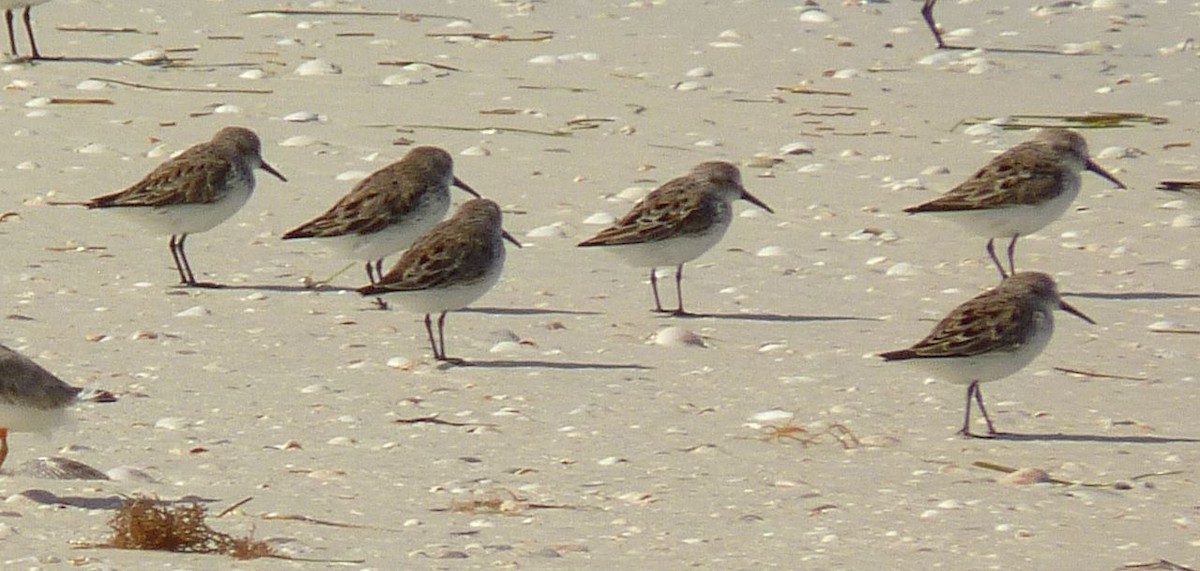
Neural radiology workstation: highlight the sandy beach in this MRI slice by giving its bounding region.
[0,0,1198,568]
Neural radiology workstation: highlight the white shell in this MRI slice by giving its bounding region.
[282,111,321,123]
[653,327,706,348]
[294,59,342,76]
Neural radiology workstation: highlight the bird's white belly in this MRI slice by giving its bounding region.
[926,178,1081,238]
[110,184,253,236]
[909,315,1055,386]
[379,250,506,315]
[321,196,450,261]
[0,402,71,435]
[603,224,731,268]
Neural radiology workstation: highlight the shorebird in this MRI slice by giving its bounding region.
[902,128,1125,278]
[83,126,287,287]
[0,343,116,471]
[358,199,521,364]
[880,272,1094,437]
[577,161,773,316]
[282,146,481,285]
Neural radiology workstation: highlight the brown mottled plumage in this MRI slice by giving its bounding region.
[86,127,286,287]
[283,146,480,285]
[903,128,1125,278]
[359,199,521,364]
[578,161,773,315]
[880,272,1094,437]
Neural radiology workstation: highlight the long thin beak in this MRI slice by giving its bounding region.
[1060,300,1096,325]
[1085,159,1125,190]
[260,160,288,182]
[454,176,482,198]
[502,229,523,248]
[739,188,774,214]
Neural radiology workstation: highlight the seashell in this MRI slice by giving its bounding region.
[294,59,342,76]
[382,74,427,86]
[963,123,1002,137]
[279,135,322,147]
[755,246,786,257]
[886,262,919,277]
[106,466,158,483]
[780,141,814,155]
[685,67,713,78]
[616,186,650,202]
[282,111,320,123]
[239,69,266,80]
[75,143,107,154]
[1000,468,1052,485]
[460,146,489,157]
[583,212,616,225]
[752,409,794,422]
[798,9,833,23]
[653,326,706,348]
[336,170,369,182]
[528,55,557,65]
[17,457,109,480]
[526,223,566,238]
[213,104,241,114]
[1172,214,1199,228]
[75,79,108,91]
[154,417,191,430]
[175,305,210,317]
[128,49,168,64]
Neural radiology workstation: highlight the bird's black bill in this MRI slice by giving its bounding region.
[454,177,483,198]
[1060,300,1096,325]
[1085,159,1125,190]
[502,229,523,248]
[740,189,774,214]
[261,160,288,182]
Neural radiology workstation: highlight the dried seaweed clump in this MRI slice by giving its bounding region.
[107,496,274,559]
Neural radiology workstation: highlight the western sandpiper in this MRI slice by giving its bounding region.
[0,343,116,471]
[85,126,287,287]
[282,146,480,285]
[1,0,51,60]
[577,161,773,316]
[357,198,521,364]
[903,128,1125,278]
[879,271,1094,437]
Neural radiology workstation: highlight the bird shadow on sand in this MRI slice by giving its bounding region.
[464,306,604,317]
[194,283,358,294]
[666,311,881,323]
[448,359,651,371]
[989,432,1200,444]
[1063,291,1200,302]
[18,55,129,65]
[13,489,219,510]
[936,45,1083,56]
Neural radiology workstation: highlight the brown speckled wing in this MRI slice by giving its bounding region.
[359,218,495,294]
[283,168,431,239]
[88,146,234,208]
[578,178,717,246]
[880,289,1036,360]
[905,143,1070,212]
